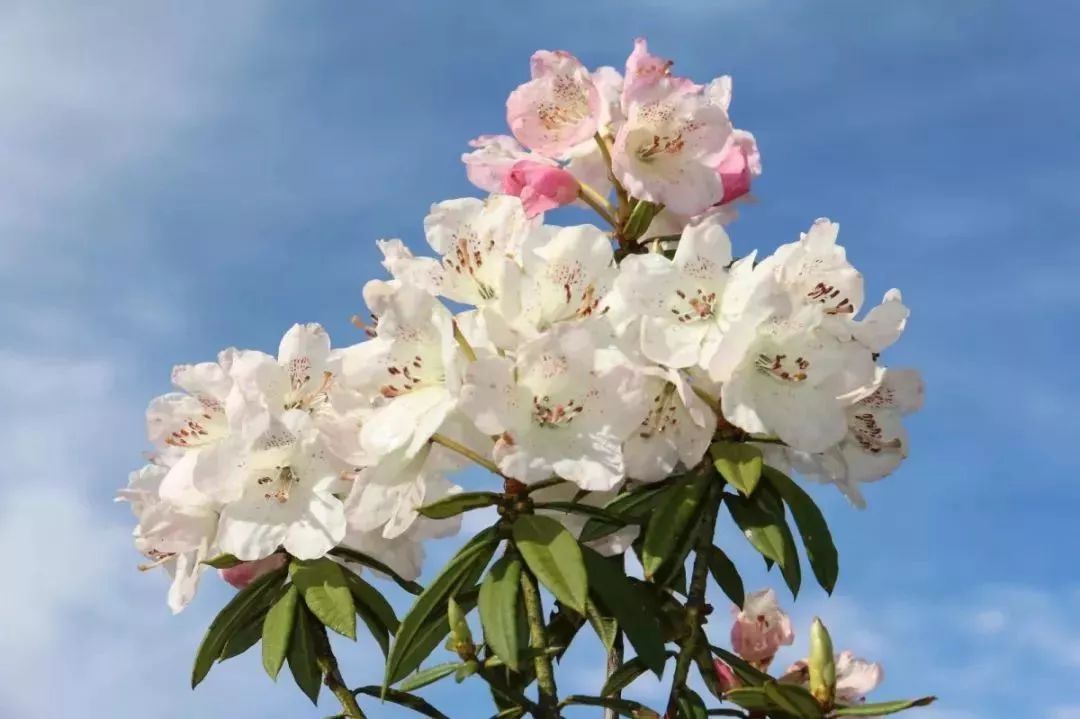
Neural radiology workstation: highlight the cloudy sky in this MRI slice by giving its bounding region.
[2,1,1078,717]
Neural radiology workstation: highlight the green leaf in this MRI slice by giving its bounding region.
[582,547,667,677]
[290,558,356,640]
[385,529,499,686]
[330,545,424,595]
[623,201,661,242]
[725,491,802,597]
[191,565,287,688]
[641,471,709,581]
[764,681,823,718]
[532,501,631,526]
[396,662,461,692]
[832,697,937,716]
[579,482,670,542]
[344,569,400,632]
[202,553,243,569]
[454,659,479,682]
[586,599,618,651]
[478,554,524,671]
[709,645,771,687]
[723,686,771,712]
[706,546,745,609]
[286,604,323,705]
[710,442,763,495]
[601,655,674,697]
[763,466,839,594]
[353,686,451,719]
[261,584,299,680]
[218,610,266,661]
[562,694,660,718]
[512,514,588,614]
[418,491,502,519]
[676,687,708,719]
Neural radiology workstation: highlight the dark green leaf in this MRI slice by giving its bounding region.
[478,554,523,671]
[202,553,243,569]
[710,645,771,686]
[344,570,400,632]
[262,584,299,680]
[642,471,709,580]
[418,491,502,519]
[385,530,498,686]
[533,501,631,526]
[764,681,823,718]
[330,545,424,595]
[601,655,675,697]
[763,466,839,594]
[725,492,802,597]
[191,565,287,688]
[585,599,618,651]
[546,602,586,662]
[832,697,937,716]
[706,546,745,609]
[353,686,451,719]
[582,547,667,677]
[710,442,763,496]
[291,558,356,640]
[286,605,322,705]
[218,610,266,661]
[490,709,527,719]
[579,482,670,542]
[676,687,708,719]
[396,662,461,692]
[562,695,660,718]
[723,686,771,712]
[513,515,588,613]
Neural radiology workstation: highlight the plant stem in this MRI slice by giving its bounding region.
[665,478,723,718]
[520,568,560,717]
[452,320,478,362]
[430,432,504,477]
[602,631,624,719]
[314,627,367,719]
[578,182,617,228]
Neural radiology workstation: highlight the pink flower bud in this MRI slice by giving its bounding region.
[730,588,795,664]
[502,160,581,218]
[716,129,761,205]
[712,659,741,692]
[219,553,288,589]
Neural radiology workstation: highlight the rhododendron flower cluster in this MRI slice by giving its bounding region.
[120,39,932,719]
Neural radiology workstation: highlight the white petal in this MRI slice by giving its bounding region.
[640,316,710,368]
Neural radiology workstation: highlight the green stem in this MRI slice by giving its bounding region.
[603,631,625,719]
[314,627,367,719]
[520,568,560,717]
[665,479,723,718]
[452,320,478,362]
[430,432,504,477]
[577,182,617,228]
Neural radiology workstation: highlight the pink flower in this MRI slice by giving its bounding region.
[622,38,699,107]
[219,553,288,589]
[716,130,762,204]
[462,135,541,193]
[730,588,795,664]
[506,50,600,156]
[502,160,580,218]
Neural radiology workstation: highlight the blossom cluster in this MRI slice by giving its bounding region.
[120,38,923,618]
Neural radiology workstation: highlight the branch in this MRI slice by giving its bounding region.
[314,626,367,719]
[520,567,560,717]
[430,432,505,478]
[578,182,617,228]
[665,476,723,718]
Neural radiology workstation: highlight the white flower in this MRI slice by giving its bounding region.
[834,650,884,705]
[460,320,648,490]
[713,303,876,453]
[338,279,464,458]
[613,211,736,368]
[853,289,909,352]
[623,366,716,482]
[206,410,348,561]
[515,223,616,334]
[798,367,924,507]
[120,461,218,613]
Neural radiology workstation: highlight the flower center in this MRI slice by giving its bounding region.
[532,394,585,428]
[755,353,811,383]
[257,465,299,504]
[668,287,717,323]
[850,413,903,454]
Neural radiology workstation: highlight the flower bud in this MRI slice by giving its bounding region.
[218,553,287,590]
[730,588,795,665]
[712,658,741,692]
[502,160,581,218]
[447,596,474,649]
[715,130,761,205]
[808,617,836,706]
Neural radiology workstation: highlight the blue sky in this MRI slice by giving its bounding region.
[2,1,1078,717]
